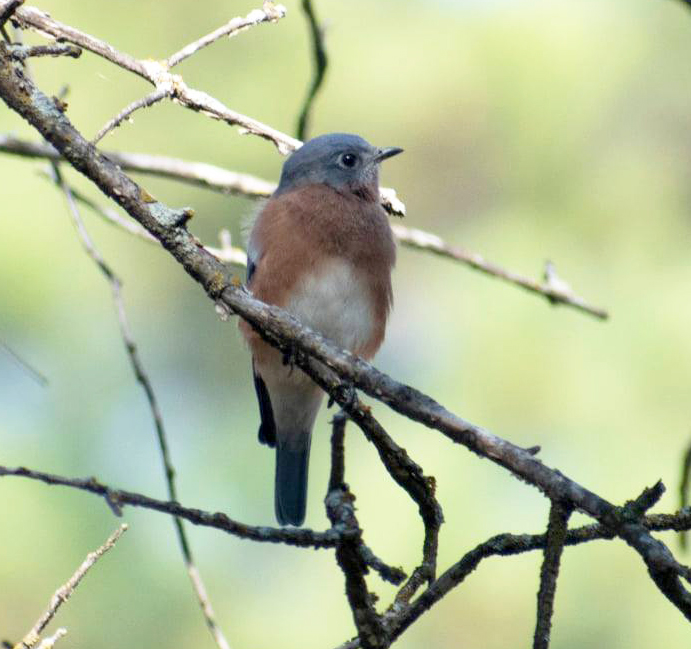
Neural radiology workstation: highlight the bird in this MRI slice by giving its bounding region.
[239,132,403,527]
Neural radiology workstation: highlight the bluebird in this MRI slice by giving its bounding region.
[239,133,403,526]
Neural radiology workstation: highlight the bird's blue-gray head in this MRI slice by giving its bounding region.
[276,133,403,200]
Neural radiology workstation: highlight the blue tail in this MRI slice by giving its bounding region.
[275,435,311,526]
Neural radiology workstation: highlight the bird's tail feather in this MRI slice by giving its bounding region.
[275,434,311,526]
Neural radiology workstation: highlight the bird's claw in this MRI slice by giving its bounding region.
[328,382,358,409]
[282,342,298,375]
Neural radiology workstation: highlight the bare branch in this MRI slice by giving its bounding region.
[328,411,347,492]
[12,6,148,78]
[390,224,609,320]
[0,464,342,547]
[13,524,127,649]
[326,484,387,649]
[50,165,232,649]
[296,0,328,140]
[7,42,80,59]
[34,629,66,649]
[92,88,170,144]
[167,2,287,68]
[0,0,23,30]
[37,169,248,267]
[7,7,404,210]
[341,507,691,649]
[0,135,277,197]
[1,134,607,317]
[533,500,572,649]
[679,434,691,550]
[7,52,681,620]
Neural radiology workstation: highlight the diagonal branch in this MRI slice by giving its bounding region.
[11,5,148,78]
[1,134,607,318]
[0,339,48,386]
[167,3,286,68]
[3,46,686,621]
[92,88,170,144]
[50,165,232,649]
[9,5,404,211]
[390,224,608,320]
[0,0,23,31]
[13,524,127,649]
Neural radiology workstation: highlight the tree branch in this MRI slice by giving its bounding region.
[326,478,387,648]
[0,133,607,318]
[13,524,127,649]
[0,0,23,31]
[167,2,286,68]
[296,0,328,140]
[50,164,232,649]
[533,500,572,649]
[390,224,608,320]
[7,42,81,59]
[0,464,342,548]
[92,88,170,144]
[328,412,406,587]
[2,44,685,623]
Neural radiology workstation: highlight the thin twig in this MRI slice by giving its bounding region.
[533,500,572,649]
[38,168,247,267]
[13,525,127,649]
[12,62,683,622]
[0,464,342,547]
[8,42,80,59]
[8,5,407,213]
[167,3,286,68]
[92,87,169,144]
[0,0,23,29]
[295,0,328,140]
[390,223,608,320]
[679,435,691,549]
[34,629,66,649]
[51,165,232,649]
[1,134,607,318]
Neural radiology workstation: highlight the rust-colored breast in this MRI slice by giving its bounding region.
[239,183,396,361]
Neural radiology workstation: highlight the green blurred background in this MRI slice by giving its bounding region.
[2,0,691,646]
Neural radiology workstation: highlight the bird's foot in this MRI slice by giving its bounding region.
[328,382,358,410]
[281,342,299,375]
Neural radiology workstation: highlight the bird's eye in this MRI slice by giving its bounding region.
[339,153,358,168]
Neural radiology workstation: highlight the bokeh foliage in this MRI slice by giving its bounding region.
[2,0,691,647]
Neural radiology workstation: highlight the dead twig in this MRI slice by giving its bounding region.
[167,3,286,68]
[13,525,128,649]
[1,134,607,318]
[92,88,170,144]
[0,464,342,548]
[390,224,608,320]
[50,164,232,649]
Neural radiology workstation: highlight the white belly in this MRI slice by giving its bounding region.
[286,258,374,353]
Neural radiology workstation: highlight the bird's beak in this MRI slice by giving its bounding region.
[373,147,404,163]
